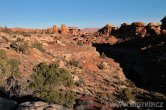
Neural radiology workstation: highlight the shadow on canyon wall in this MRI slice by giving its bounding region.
[93,36,166,94]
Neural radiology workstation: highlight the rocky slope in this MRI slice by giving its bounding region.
[0,16,166,110]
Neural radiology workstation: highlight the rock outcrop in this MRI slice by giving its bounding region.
[161,16,166,36]
[69,27,81,36]
[112,23,131,38]
[146,22,161,36]
[53,25,59,33]
[130,22,147,37]
[98,24,113,36]
[60,24,68,35]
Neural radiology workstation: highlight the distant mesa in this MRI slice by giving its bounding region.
[0,16,166,37]
[98,16,166,38]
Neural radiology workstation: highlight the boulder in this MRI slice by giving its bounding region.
[98,24,113,36]
[107,36,118,45]
[69,28,80,36]
[130,22,147,37]
[16,101,70,110]
[146,22,161,36]
[0,97,17,110]
[61,24,68,35]
[112,23,131,38]
[53,25,59,33]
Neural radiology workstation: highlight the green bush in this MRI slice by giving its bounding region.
[39,91,75,108]
[7,59,20,77]
[75,78,85,87]
[68,59,80,67]
[10,39,30,54]
[0,58,20,84]
[100,52,106,59]
[19,42,30,54]
[122,88,135,102]
[30,62,75,108]
[30,62,74,90]
[0,49,7,59]
[32,42,45,52]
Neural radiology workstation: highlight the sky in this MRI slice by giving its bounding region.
[0,0,166,29]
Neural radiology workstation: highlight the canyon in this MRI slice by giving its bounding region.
[0,16,166,110]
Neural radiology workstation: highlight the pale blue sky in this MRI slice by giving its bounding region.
[0,0,165,28]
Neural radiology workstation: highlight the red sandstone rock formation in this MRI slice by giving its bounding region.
[52,25,59,33]
[130,22,147,37]
[98,24,113,36]
[60,24,68,35]
[161,16,166,36]
[146,22,161,36]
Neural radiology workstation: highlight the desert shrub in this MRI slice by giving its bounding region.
[0,49,7,59]
[0,58,20,84]
[97,63,104,70]
[122,88,135,102]
[30,62,75,108]
[77,99,94,105]
[75,78,85,87]
[77,41,83,46]
[100,52,106,59]
[19,42,30,54]
[68,59,80,67]
[7,59,20,77]
[20,32,31,37]
[10,39,30,54]
[39,91,75,108]
[97,92,108,101]
[0,26,12,34]
[16,38,24,42]
[30,62,74,90]
[126,79,136,88]
[32,42,45,52]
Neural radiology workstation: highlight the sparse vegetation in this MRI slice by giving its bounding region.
[122,88,135,102]
[0,49,7,59]
[0,26,12,34]
[30,62,75,108]
[77,41,83,46]
[75,78,85,87]
[31,62,74,88]
[20,32,31,37]
[0,58,20,84]
[100,52,106,59]
[39,91,76,108]
[97,63,104,70]
[32,42,45,52]
[68,59,80,67]
[10,38,30,54]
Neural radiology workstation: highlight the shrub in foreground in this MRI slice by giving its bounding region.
[30,62,75,108]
